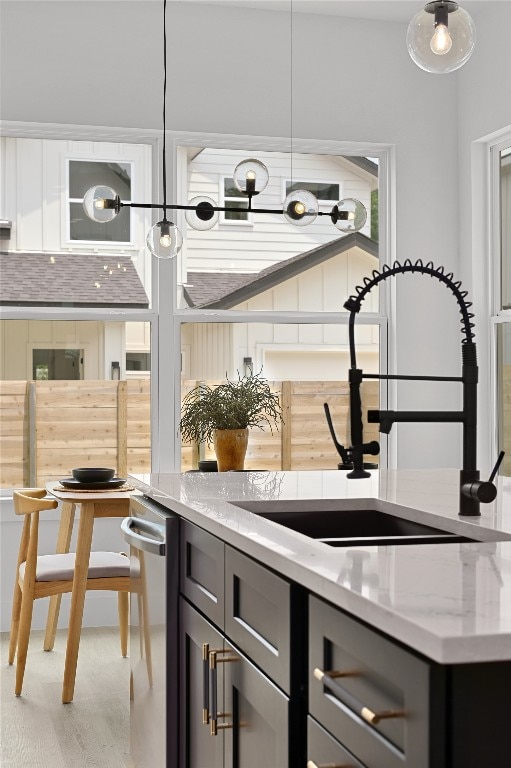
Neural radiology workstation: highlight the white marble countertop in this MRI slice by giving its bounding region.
[130,468,511,665]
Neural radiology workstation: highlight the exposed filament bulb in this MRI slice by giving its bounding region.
[430,23,452,54]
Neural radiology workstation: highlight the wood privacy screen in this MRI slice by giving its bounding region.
[0,380,151,488]
[0,379,379,487]
[179,379,379,472]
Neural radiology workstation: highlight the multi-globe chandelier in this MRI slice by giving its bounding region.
[82,0,476,259]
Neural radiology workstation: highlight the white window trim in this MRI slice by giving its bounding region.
[219,174,253,226]
[64,157,136,248]
[282,178,341,209]
[489,132,511,467]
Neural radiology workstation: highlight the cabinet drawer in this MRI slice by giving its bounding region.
[309,596,430,768]
[307,716,367,768]
[225,546,291,695]
[180,521,224,627]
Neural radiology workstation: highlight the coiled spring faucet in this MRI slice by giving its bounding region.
[325,259,503,516]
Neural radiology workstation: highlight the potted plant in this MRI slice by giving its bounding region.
[180,372,283,471]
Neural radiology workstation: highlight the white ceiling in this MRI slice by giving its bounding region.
[179,0,499,24]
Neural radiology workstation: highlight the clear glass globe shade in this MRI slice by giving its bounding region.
[233,159,269,196]
[185,196,219,231]
[283,190,319,227]
[406,3,476,74]
[331,199,367,233]
[146,220,183,259]
[83,185,120,223]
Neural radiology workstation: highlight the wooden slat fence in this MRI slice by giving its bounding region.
[0,380,151,488]
[180,379,380,472]
[0,379,379,487]
[0,381,30,487]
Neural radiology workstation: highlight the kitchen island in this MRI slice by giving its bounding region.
[130,469,511,768]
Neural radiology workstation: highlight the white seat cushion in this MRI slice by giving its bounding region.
[19,552,130,582]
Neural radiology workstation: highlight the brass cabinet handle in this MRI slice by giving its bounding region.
[360,706,405,725]
[307,761,352,768]
[209,649,240,736]
[314,667,405,727]
[202,643,209,725]
[313,667,360,681]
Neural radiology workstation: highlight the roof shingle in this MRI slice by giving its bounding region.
[0,252,149,308]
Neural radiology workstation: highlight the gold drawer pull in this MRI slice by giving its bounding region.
[209,650,241,736]
[313,667,360,682]
[361,706,406,725]
[307,761,352,768]
[202,643,210,725]
[314,668,405,727]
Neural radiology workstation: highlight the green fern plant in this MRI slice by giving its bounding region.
[180,372,283,446]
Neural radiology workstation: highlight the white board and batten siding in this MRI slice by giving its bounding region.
[0,320,125,381]
[0,137,153,295]
[182,147,376,275]
[182,245,379,382]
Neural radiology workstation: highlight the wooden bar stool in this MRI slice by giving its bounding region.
[8,489,130,699]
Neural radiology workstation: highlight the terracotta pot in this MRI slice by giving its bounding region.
[213,428,249,472]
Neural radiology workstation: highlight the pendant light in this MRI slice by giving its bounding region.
[407,1,476,74]
[82,0,368,258]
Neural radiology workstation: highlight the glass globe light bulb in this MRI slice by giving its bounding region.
[283,190,319,227]
[83,185,121,223]
[160,231,172,248]
[146,220,182,259]
[233,159,269,196]
[406,1,476,74]
[429,24,452,56]
[430,23,452,54]
[331,199,367,233]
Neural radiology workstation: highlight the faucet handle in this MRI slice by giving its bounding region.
[489,451,505,484]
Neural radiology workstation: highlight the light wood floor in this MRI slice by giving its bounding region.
[0,627,130,768]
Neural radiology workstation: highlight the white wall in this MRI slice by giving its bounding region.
[2,1,509,470]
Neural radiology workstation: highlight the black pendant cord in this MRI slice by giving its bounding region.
[162,0,168,220]
[290,0,293,187]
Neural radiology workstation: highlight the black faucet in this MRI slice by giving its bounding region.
[326,259,503,516]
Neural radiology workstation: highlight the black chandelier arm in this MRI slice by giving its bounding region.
[344,259,475,368]
[123,202,288,215]
[122,201,344,217]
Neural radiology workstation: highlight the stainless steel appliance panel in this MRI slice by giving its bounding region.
[122,495,180,768]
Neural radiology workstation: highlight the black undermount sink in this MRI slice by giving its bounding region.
[233,499,476,547]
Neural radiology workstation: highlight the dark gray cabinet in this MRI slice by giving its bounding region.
[179,599,225,768]
[178,518,511,768]
[309,596,431,768]
[179,521,297,768]
[307,717,367,768]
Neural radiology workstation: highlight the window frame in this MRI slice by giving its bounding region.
[65,157,135,247]
[283,178,341,209]
[489,133,511,468]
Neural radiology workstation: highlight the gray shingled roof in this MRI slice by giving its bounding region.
[183,272,252,307]
[0,252,149,308]
[184,232,377,309]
